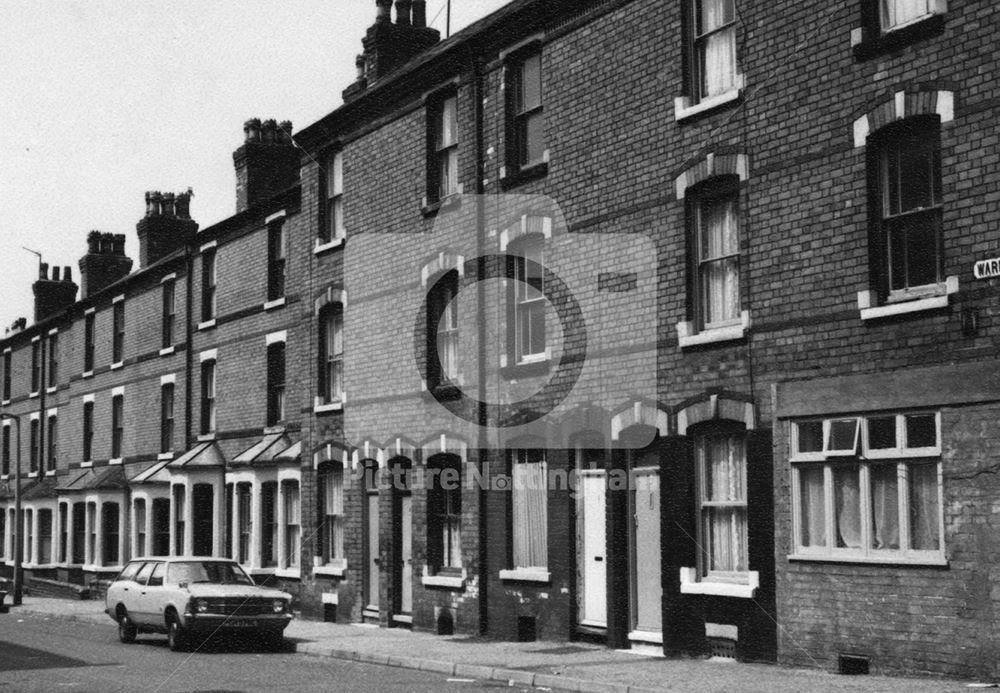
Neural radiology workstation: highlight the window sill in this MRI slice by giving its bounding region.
[110,362,123,371]
[857,276,957,321]
[29,392,39,399]
[27,472,38,479]
[45,470,56,477]
[313,560,347,578]
[788,552,948,567]
[157,452,174,461]
[81,371,94,380]
[274,567,301,579]
[1,399,9,406]
[198,433,217,442]
[676,311,751,349]
[80,461,93,468]
[314,237,346,255]
[422,566,466,589]
[674,81,744,123]
[159,346,175,357]
[264,297,286,311]
[421,188,463,218]
[198,319,216,331]
[679,567,758,598]
[313,399,343,414]
[499,158,549,191]
[109,458,123,466]
[46,386,57,395]
[499,568,550,583]
[851,11,946,60]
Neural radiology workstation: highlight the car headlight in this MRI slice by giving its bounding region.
[195,599,209,613]
[272,599,285,613]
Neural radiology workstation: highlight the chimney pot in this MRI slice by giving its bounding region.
[63,267,73,282]
[52,266,61,282]
[261,119,277,143]
[244,118,262,143]
[39,262,48,280]
[278,121,293,144]
[162,192,176,217]
[396,0,412,26]
[376,0,392,22]
[412,0,426,27]
[175,189,192,219]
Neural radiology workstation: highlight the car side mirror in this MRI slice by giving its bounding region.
[178,581,189,589]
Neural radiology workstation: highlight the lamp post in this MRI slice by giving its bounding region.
[0,412,22,606]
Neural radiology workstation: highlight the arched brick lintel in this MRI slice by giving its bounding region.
[676,393,756,436]
[674,152,749,200]
[853,88,955,148]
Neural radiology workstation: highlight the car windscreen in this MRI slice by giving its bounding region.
[166,561,254,586]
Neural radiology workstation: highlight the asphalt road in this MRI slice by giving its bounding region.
[0,617,521,693]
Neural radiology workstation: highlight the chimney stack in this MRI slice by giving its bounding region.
[33,261,78,322]
[136,189,198,268]
[78,231,133,299]
[233,118,300,213]
[344,0,440,102]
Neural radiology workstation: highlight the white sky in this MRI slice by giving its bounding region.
[0,0,510,329]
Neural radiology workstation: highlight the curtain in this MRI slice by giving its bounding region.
[881,0,929,29]
[513,459,548,569]
[701,198,739,325]
[909,463,939,550]
[799,466,826,547]
[834,466,862,548]
[700,0,736,97]
[701,435,747,572]
[870,465,900,550]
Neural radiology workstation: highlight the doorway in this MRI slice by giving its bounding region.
[629,447,662,644]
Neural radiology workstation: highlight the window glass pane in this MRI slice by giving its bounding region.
[699,0,735,33]
[827,418,859,453]
[512,454,547,569]
[518,54,542,112]
[833,465,861,549]
[881,0,930,29]
[438,96,457,149]
[867,416,897,450]
[704,507,747,572]
[905,413,937,448]
[703,435,745,502]
[909,462,940,550]
[796,421,823,454]
[328,152,343,197]
[700,26,736,97]
[521,111,545,166]
[798,466,826,547]
[904,217,939,287]
[870,464,900,550]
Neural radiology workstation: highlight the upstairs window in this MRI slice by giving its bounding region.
[267,222,287,301]
[318,304,344,405]
[30,341,40,394]
[2,424,10,476]
[82,401,94,463]
[201,360,216,434]
[111,394,124,460]
[875,117,943,295]
[266,342,286,426]
[2,350,10,400]
[508,50,545,172]
[428,94,459,203]
[691,0,739,101]
[46,413,58,472]
[323,152,345,244]
[691,180,741,329]
[881,0,936,31]
[160,383,175,454]
[427,271,459,389]
[511,236,546,362]
[47,333,58,389]
[112,301,125,365]
[162,280,176,348]
[201,249,217,322]
[29,418,40,473]
[319,463,344,564]
[83,313,95,373]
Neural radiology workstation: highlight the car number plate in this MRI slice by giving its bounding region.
[228,618,257,627]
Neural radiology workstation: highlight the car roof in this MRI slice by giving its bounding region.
[125,556,241,563]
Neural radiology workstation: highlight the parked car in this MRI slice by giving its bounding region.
[105,556,293,651]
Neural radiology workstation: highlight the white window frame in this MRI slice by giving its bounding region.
[325,152,346,244]
[694,430,749,583]
[790,411,946,565]
[434,94,459,201]
[513,236,547,363]
[879,0,945,33]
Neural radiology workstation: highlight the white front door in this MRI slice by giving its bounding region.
[631,467,662,638]
[366,493,380,611]
[398,495,412,616]
[579,471,607,627]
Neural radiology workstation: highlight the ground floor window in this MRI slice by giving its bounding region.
[72,503,86,564]
[38,508,53,564]
[261,482,277,567]
[791,412,943,562]
[58,503,68,563]
[319,465,344,564]
[282,480,300,569]
[173,487,185,556]
[0,509,5,559]
[237,483,252,564]
[696,430,748,578]
[102,503,120,565]
[152,498,170,556]
[428,455,462,571]
[134,499,146,558]
[510,449,548,571]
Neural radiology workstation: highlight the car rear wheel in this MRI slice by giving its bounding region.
[167,615,188,652]
[117,611,137,644]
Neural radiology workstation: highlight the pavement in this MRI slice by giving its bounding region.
[2,596,987,693]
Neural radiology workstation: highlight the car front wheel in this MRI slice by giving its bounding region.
[167,615,188,652]
[117,611,137,644]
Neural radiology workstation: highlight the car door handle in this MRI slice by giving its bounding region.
[123,587,129,591]
[594,557,604,562]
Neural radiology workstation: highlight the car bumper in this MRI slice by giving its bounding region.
[181,612,292,634]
